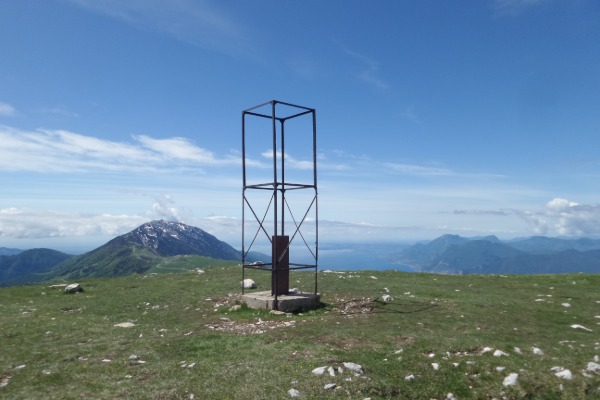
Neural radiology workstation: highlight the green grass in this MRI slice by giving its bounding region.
[1,267,599,399]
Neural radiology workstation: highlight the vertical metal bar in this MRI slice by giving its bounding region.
[281,119,285,236]
[242,111,246,295]
[271,101,278,302]
[272,101,278,238]
[313,109,318,294]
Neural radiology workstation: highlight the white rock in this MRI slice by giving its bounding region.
[514,347,522,354]
[496,366,506,372]
[447,393,456,400]
[381,294,393,303]
[562,303,571,308]
[587,362,600,373]
[432,363,440,371]
[242,279,256,289]
[324,383,337,390]
[405,374,415,381]
[531,347,544,355]
[570,324,593,332]
[311,366,327,376]
[555,369,572,380]
[343,362,363,374]
[370,276,378,279]
[493,350,509,357]
[328,367,335,377]
[114,322,136,328]
[65,283,83,293]
[503,373,519,387]
[288,388,300,398]
[481,347,494,354]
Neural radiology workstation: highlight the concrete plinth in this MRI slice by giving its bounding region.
[242,290,321,313]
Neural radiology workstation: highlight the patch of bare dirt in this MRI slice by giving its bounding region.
[205,318,296,335]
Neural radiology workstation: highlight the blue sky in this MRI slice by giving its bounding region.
[1,0,600,252]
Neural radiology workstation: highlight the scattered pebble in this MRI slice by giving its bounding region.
[494,350,509,357]
[324,383,337,390]
[503,373,519,387]
[532,347,544,355]
[343,362,363,374]
[554,369,573,380]
[586,362,600,373]
[312,366,327,376]
[571,324,593,332]
[405,374,415,381]
[114,322,136,328]
[288,388,300,398]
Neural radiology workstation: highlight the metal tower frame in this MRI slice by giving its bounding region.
[241,100,318,304]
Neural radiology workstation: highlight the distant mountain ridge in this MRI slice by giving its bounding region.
[1,220,261,285]
[0,248,72,286]
[392,234,600,274]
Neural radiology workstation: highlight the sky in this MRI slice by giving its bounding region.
[1,0,600,253]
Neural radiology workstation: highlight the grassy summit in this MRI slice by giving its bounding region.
[1,267,599,399]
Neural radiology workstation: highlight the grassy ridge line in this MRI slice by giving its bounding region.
[1,267,599,399]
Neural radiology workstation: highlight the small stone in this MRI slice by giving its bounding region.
[532,347,544,355]
[65,283,83,293]
[432,363,440,371]
[503,373,518,387]
[405,374,415,381]
[114,322,136,328]
[587,362,600,373]
[242,279,256,289]
[288,388,300,398]
[555,369,572,380]
[328,367,335,377]
[493,350,509,357]
[381,294,393,302]
[324,383,337,390]
[343,362,363,374]
[312,366,327,376]
[229,305,242,312]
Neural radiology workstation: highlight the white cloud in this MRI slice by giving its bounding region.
[136,135,216,163]
[66,0,253,57]
[0,102,17,117]
[384,162,453,176]
[0,208,146,240]
[339,44,389,90]
[493,0,546,16]
[0,125,237,173]
[260,149,314,170]
[517,198,600,236]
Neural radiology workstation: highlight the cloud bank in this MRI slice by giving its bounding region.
[0,126,238,174]
[519,198,600,236]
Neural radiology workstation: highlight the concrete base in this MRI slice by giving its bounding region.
[242,291,321,313]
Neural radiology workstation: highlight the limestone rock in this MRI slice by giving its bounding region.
[64,283,83,293]
[242,279,257,289]
[503,373,518,387]
[343,362,363,374]
[288,388,300,397]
